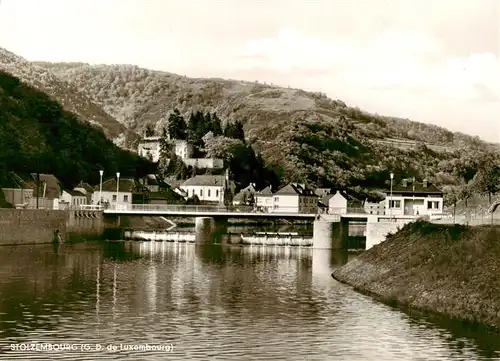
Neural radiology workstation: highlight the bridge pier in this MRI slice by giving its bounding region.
[194,217,228,244]
[312,219,348,249]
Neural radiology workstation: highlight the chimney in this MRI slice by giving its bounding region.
[423,179,428,188]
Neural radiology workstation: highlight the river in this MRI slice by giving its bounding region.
[1,239,500,360]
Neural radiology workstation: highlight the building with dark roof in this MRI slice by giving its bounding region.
[91,177,144,209]
[273,183,318,214]
[233,183,257,205]
[255,185,274,212]
[385,178,444,216]
[180,174,235,204]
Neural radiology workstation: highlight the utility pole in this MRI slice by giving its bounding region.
[36,173,40,209]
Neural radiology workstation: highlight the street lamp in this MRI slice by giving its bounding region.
[99,170,104,209]
[390,173,394,220]
[116,172,120,210]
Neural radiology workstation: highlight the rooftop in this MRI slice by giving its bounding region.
[182,175,225,187]
[96,178,142,193]
[275,183,316,196]
[256,185,273,196]
[388,179,443,194]
[30,173,63,199]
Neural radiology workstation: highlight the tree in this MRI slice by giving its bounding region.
[472,163,500,205]
[443,185,460,222]
[211,113,223,136]
[167,109,187,140]
[224,120,245,141]
[157,127,174,178]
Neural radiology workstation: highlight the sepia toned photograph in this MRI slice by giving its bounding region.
[0,0,499,359]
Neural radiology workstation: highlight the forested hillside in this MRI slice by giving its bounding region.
[34,61,500,203]
[0,71,154,189]
[0,48,138,148]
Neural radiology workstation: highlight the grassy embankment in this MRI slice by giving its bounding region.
[332,220,500,332]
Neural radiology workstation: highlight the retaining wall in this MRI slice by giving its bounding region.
[0,209,105,245]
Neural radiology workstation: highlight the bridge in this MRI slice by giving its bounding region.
[101,204,424,250]
[103,204,319,219]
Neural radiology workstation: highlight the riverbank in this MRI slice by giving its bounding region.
[332,220,500,332]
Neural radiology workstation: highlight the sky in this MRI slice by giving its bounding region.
[0,0,498,142]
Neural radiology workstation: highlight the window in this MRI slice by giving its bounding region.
[192,189,195,196]
[216,190,219,197]
[427,201,439,209]
[112,195,117,201]
[200,189,203,197]
[208,189,211,197]
[389,200,401,208]
[124,195,128,202]
[274,197,279,202]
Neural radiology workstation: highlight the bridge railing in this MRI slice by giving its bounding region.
[109,204,320,214]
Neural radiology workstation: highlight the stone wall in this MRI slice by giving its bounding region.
[0,209,105,245]
[66,210,105,241]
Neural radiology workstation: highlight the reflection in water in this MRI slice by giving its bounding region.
[0,242,499,360]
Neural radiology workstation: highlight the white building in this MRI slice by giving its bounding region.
[255,185,274,212]
[325,191,348,214]
[137,137,223,169]
[180,174,235,204]
[137,136,161,163]
[174,140,193,159]
[385,178,444,216]
[60,189,87,209]
[273,183,318,214]
[91,178,138,209]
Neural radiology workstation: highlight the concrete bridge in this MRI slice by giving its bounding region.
[104,204,418,250]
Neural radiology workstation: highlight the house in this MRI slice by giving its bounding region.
[273,183,318,214]
[60,189,87,209]
[233,183,257,206]
[139,174,163,193]
[255,186,274,212]
[27,173,64,210]
[364,199,386,215]
[385,178,444,216]
[180,173,235,204]
[91,178,141,209]
[73,181,94,204]
[320,190,362,214]
[0,172,34,207]
[137,136,162,162]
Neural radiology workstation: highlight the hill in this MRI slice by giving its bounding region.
[0,48,138,148]
[29,61,499,200]
[0,70,154,191]
[332,221,500,331]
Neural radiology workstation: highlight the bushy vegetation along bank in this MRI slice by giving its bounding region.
[332,221,500,331]
[0,71,155,189]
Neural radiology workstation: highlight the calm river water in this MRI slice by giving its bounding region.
[1,240,500,360]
